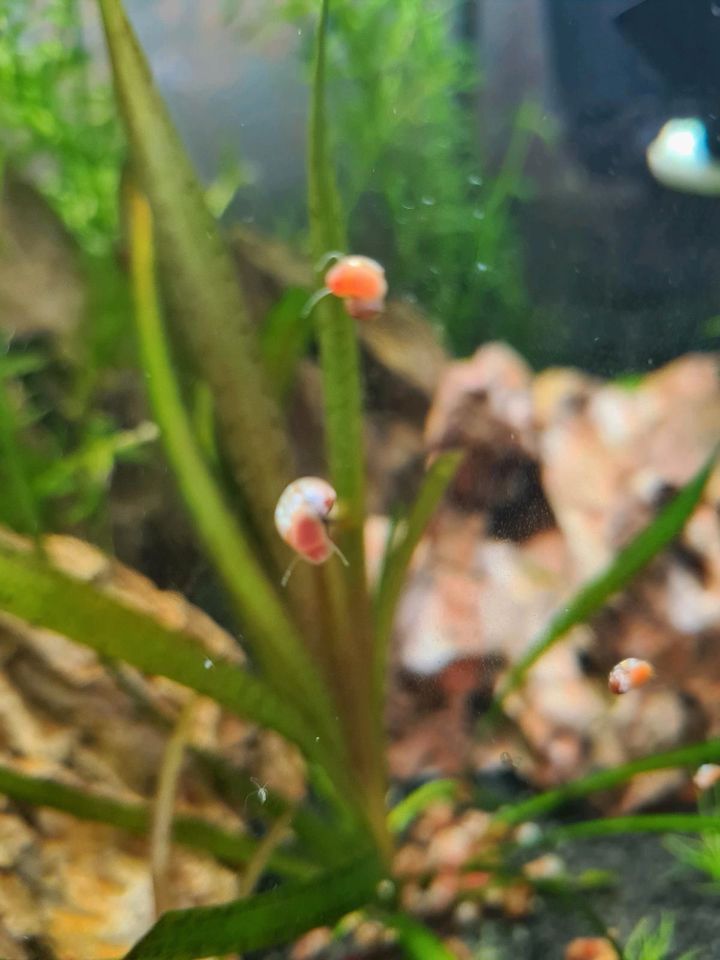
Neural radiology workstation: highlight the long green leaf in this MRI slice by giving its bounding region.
[0,540,318,758]
[374,451,463,704]
[127,185,341,750]
[306,0,387,855]
[0,764,311,879]
[261,287,315,399]
[486,449,717,722]
[308,0,365,575]
[378,913,458,960]
[97,0,293,569]
[0,375,42,541]
[546,814,720,843]
[124,852,382,960]
[495,738,720,827]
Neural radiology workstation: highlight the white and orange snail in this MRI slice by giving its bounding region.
[274,477,348,584]
[607,657,655,695]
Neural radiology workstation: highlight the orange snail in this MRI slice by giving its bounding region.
[607,657,655,695]
[304,254,388,319]
[274,477,348,585]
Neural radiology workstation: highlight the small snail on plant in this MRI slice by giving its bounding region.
[303,254,388,320]
[274,477,348,585]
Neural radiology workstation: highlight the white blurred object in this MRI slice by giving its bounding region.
[647,117,720,195]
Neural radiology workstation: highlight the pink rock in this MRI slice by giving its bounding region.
[427,824,473,870]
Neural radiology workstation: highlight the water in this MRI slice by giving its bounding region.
[2,2,720,958]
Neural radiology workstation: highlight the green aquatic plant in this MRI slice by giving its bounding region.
[0,0,122,254]
[0,0,149,534]
[0,336,157,536]
[279,0,538,356]
[666,787,720,891]
[624,916,698,960]
[0,0,716,957]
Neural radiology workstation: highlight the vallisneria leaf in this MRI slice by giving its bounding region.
[306,0,388,856]
[485,448,717,723]
[546,814,720,843]
[496,738,720,826]
[128,185,342,750]
[308,0,366,575]
[0,539,318,759]
[374,450,463,703]
[97,0,294,571]
[124,852,382,960]
[0,764,312,879]
[0,375,42,542]
[261,287,316,399]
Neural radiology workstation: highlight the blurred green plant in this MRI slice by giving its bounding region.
[0,0,122,254]
[666,786,720,891]
[0,343,158,535]
[0,1,152,533]
[624,916,698,960]
[279,0,543,355]
[0,0,715,957]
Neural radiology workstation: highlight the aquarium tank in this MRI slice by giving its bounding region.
[0,0,720,958]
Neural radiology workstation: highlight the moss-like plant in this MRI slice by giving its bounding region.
[0,1,716,958]
[279,0,537,356]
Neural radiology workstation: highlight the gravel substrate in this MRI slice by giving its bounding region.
[480,833,719,959]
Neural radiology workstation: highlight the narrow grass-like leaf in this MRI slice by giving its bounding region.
[495,739,720,827]
[378,913,457,960]
[374,451,463,702]
[97,0,294,569]
[546,814,720,843]
[0,763,312,879]
[260,287,315,399]
[306,0,387,856]
[128,186,340,749]
[124,852,382,960]
[308,0,365,573]
[0,376,42,540]
[0,540,320,758]
[666,832,720,886]
[387,778,461,835]
[486,449,716,722]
